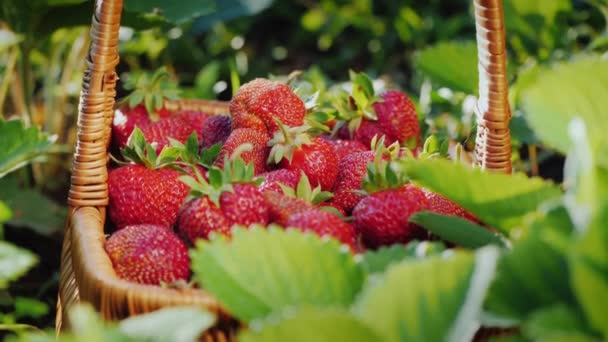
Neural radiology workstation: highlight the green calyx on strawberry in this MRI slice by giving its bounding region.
[360,136,410,194]
[118,127,181,169]
[278,172,333,206]
[333,71,382,136]
[168,132,222,169]
[267,120,313,165]
[121,67,180,119]
[180,149,262,206]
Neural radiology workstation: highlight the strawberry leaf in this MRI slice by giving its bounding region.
[360,241,446,274]
[121,67,181,116]
[354,247,500,342]
[409,212,507,249]
[208,168,223,189]
[0,241,38,289]
[200,144,222,167]
[239,307,382,342]
[0,119,58,178]
[190,227,366,322]
[402,159,562,233]
[415,41,478,94]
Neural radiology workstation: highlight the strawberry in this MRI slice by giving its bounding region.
[258,169,301,193]
[113,67,180,150]
[140,110,209,153]
[200,115,232,149]
[286,209,356,251]
[328,151,374,213]
[108,129,189,229]
[352,148,428,248]
[177,158,270,243]
[353,185,428,249]
[263,191,312,226]
[231,78,306,135]
[334,72,420,149]
[268,123,339,191]
[214,128,270,175]
[104,224,190,285]
[112,104,171,150]
[325,138,368,162]
[423,190,480,223]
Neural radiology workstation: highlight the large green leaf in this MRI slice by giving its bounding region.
[191,0,275,33]
[123,0,214,25]
[484,223,575,321]
[520,56,608,155]
[402,159,562,233]
[239,308,381,342]
[354,247,500,342]
[503,0,572,51]
[410,212,507,249]
[0,200,11,224]
[0,178,67,236]
[415,41,478,94]
[360,240,446,274]
[0,120,56,178]
[522,305,591,341]
[190,227,365,322]
[569,205,608,337]
[119,306,216,342]
[0,241,37,289]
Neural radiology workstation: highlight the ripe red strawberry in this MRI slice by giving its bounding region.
[104,224,190,285]
[374,90,420,147]
[177,159,270,243]
[200,115,232,149]
[326,138,368,162]
[329,150,374,213]
[423,190,480,223]
[336,72,420,149]
[268,123,339,191]
[108,129,189,229]
[214,128,270,175]
[263,191,312,226]
[141,110,209,153]
[286,209,357,251]
[258,169,301,193]
[231,78,306,135]
[353,185,428,249]
[112,104,171,149]
[178,184,268,242]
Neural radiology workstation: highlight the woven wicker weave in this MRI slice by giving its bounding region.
[57,0,512,340]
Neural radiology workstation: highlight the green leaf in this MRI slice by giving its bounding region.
[191,0,275,34]
[207,168,223,189]
[240,307,381,342]
[520,56,608,155]
[415,41,478,94]
[200,144,222,167]
[354,248,500,342]
[0,178,66,236]
[484,223,575,321]
[190,227,365,322]
[123,0,214,24]
[522,305,588,341]
[402,159,562,232]
[14,297,49,320]
[0,200,12,224]
[68,304,132,342]
[0,241,37,289]
[410,212,507,249]
[119,306,216,342]
[569,205,608,337]
[0,120,56,178]
[360,240,446,274]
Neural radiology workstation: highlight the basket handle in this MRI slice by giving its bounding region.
[68,0,123,207]
[67,0,512,207]
[473,0,512,173]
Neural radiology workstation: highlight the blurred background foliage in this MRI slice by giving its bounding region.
[0,0,607,333]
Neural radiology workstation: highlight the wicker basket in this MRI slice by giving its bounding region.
[56,0,512,340]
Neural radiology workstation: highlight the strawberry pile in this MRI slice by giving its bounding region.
[104,71,481,286]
